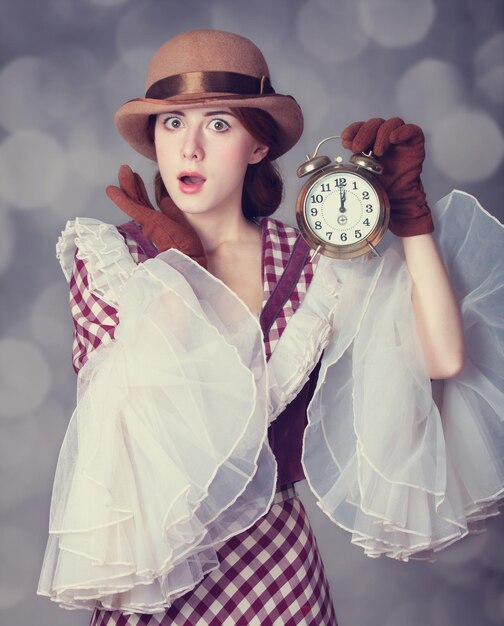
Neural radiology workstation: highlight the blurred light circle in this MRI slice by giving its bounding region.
[210,0,293,53]
[0,209,14,277]
[0,526,37,608]
[0,581,26,610]
[0,339,51,418]
[50,173,96,219]
[358,0,435,48]
[115,1,209,62]
[0,400,69,513]
[0,57,56,133]
[67,121,117,186]
[0,417,37,470]
[276,66,328,137]
[477,67,504,105]
[396,59,464,131]
[30,283,72,353]
[102,55,146,116]
[474,32,504,104]
[431,110,504,182]
[296,0,369,64]
[0,130,67,209]
[0,50,99,134]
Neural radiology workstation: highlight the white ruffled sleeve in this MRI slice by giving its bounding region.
[38,249,276,613]
[56,217,138,306]
[301,190,504,560]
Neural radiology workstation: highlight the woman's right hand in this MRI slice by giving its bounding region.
[106,165,207,268]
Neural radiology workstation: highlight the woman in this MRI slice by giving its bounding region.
[38,29,503,625]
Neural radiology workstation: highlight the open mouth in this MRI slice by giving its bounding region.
[179,174,206,185]
[178,172,206,194]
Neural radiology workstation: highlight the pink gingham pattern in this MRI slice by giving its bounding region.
[260,218,316,358]
[69,219,316,372]
[69,225,149,373]
[89,486,338,626]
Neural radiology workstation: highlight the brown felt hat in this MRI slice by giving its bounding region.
[115,29,303,161]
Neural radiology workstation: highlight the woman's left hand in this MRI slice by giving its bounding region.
[341,117,434,237]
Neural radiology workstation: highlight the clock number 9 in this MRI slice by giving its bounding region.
[310,207,318,216]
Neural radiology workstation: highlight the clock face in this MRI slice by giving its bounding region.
[304,170,381,246]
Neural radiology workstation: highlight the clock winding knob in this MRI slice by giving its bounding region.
[296,155,332,178]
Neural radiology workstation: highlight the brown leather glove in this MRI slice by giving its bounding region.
[341,117,434,237]
[106,165,207,268]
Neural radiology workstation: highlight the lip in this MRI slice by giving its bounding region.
[177,171,206,194]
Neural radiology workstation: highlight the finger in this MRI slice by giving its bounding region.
[117,165,138,200]
[389,123,424,146]
[341,121,364,150]
[133,172,154,209]
[374,117,404,156]
[106,185,145,221]
[347,118,385,154]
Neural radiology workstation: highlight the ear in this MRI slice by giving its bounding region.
[248,143,269,165]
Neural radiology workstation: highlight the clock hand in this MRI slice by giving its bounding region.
[339,187,346,213]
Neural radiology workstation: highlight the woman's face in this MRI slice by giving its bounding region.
[154,107,268,218]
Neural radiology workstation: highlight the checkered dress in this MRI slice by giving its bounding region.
[89,487,337,626]
[68,217,336,625]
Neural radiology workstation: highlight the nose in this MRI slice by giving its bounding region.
[181,128,204,161]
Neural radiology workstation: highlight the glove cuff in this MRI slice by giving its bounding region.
[388,209,434,237]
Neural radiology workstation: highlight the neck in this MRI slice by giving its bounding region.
[183,206,260,254]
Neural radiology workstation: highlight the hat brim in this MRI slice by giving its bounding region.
[115,93,303,161]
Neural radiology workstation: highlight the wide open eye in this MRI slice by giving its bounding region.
[162,116,184,130]
[207,118,231,132]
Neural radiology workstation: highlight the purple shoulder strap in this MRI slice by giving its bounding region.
[259,235,311,338]
[117,221,158,259]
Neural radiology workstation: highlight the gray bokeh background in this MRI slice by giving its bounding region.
[1,1,503,625]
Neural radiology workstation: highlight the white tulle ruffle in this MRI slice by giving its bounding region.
[37,252,276,613]
[56,217,137,307]
[302,190,504,560]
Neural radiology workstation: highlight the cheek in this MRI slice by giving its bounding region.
[216,141,256,176]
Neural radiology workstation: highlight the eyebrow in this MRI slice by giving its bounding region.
[165,110,236,118]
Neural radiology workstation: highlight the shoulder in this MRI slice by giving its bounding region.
[259,216,300,246]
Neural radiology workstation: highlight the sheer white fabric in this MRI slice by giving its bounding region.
[304,190,504,560]
[39,191,504,612]
[38,253,275,613]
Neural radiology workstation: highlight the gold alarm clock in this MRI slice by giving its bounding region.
[296,136,390,259]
